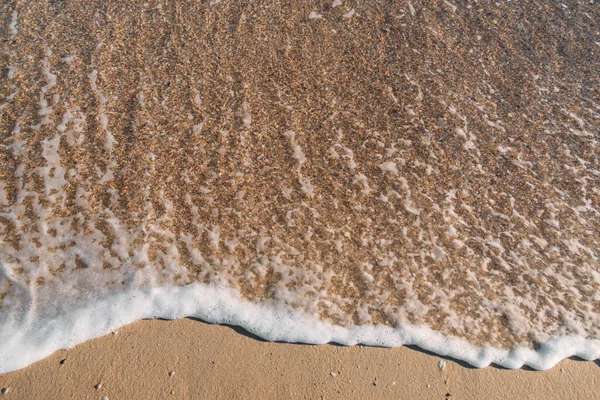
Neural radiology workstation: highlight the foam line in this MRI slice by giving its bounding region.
[1,284,599,373]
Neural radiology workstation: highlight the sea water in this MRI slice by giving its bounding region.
[1,0,599,373]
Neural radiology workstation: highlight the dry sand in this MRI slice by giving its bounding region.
[0,318,598,400]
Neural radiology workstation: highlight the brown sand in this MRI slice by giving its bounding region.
[1,1,600,396]
[0,318,598,400]
[2,0,600,352]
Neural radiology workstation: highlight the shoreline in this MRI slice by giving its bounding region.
[2,284,599,374]
[1,318,598,400]
[1,2,599,398]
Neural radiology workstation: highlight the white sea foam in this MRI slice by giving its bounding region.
[1,283,599,373]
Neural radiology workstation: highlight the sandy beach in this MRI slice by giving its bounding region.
[1,0,599,397]
[0,318,598,399]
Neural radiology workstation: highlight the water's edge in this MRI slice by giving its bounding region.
[1,283,599,374]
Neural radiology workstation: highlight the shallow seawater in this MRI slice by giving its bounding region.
[1,1,599,372]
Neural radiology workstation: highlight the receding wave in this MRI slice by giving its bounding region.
[1,0,599,373]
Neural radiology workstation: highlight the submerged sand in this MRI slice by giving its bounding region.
[1,0,599,372]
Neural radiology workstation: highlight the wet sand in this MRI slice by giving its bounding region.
[1,0,600,394]
[2,0,599,354]
[0,318,598,400]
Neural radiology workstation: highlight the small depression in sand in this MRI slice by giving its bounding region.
[0,1,599,372]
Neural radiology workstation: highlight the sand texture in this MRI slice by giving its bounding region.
[1,0,600,353]
[1,0,600,389]
[0,318,599,400]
